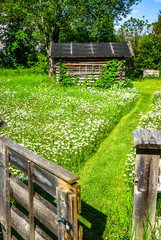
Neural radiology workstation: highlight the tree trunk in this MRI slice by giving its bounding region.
[48,56,55,79]
[47,42,55,79]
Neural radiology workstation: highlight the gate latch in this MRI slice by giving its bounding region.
[57,216,73,231]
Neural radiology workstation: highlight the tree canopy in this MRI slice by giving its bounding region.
[0,0,142,75]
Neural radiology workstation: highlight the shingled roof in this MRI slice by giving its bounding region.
[51,42,134,58]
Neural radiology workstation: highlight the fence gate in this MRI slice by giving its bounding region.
[0,136,83,240]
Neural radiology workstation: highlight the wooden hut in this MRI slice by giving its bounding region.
[50,42,134,84]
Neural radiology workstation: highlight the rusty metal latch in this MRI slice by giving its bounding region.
[57,216,73,231]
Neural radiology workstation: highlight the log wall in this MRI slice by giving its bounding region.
[0,136,82,240]
[55,59,125,84]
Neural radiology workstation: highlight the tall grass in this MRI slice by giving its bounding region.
[0,69,138,172]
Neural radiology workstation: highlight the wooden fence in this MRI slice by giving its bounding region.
[132,129,161,240]
[0,136,83,240]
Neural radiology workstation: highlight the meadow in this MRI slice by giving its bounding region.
[0,69,138,173]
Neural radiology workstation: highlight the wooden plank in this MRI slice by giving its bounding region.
[132,129,161,149]
[1,136,80,184]
[10,175,58,236]
[57,186,80,240]
[9,150,60,198]
[132,129,161,240]
[0,139,11,240]
[11,236,18,240]
[28,161,35,240]
[57,187,69,240]
[157,158,161,193]
[78,226,83,240]
[68,193,78,239]
[132,151,160,240]
[60,181,81,214]
[11,205,53,240]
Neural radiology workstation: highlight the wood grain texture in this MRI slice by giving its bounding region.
[132,129,161,240]
[28,161,35,240]
[10,175,58,236]
[0,140,11,240]
[0,136,80,184]
[11,205,52,240]
[132,152,160,239]
[132,129,161,149]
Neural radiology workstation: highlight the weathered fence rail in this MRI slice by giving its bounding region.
[132,129,161,240]
[0,136,83,240]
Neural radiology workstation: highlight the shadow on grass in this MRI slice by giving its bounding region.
[79,201,107,240]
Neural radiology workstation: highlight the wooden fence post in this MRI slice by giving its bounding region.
[0,140,11,240]
[132,129,161,240]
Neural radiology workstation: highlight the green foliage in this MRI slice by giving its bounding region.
[31,54,48,73]
[95,59,125,88]
[117,17,149,55]
[57,62,78,86]
[0,0,39,68]
[0,0,141,72]
[117,12,161,72]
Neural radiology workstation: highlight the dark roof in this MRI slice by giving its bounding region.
[51,42,134,58]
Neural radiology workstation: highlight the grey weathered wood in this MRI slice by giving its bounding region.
[60,180,81,214]
[28,161,35,240]
[0,136,80,184]
[10,175,58,236]
[11,205,52,240]
[56,186,79,240]
[132,129,161,240]
[0,140,11,240]
[132,129,161,149]
[0,136,82,240]
[10,150,60,198]
[56,187,69,240]
[11,236,18,240]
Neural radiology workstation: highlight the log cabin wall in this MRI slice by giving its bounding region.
[55,59,125,84]
[51,42,134,84]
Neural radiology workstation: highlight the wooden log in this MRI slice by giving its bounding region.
[0,136,80,184]
[0,139,11,240]
[132,129,161,240]
[11,205,52,240]
[10,175,58,236]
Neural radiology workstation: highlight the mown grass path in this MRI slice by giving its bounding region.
[78,79,161,240]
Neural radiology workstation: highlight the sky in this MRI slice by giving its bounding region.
[118,0,161,26]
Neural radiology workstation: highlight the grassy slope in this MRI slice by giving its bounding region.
[78,78,161,240]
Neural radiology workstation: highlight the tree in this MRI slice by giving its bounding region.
[116,17,149,56]
[0,1,38,68]
[1,0,142,77]
[135,11,161,70]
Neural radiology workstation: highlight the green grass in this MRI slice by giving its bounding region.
[78,77,161,239]
[0,69,138,172]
